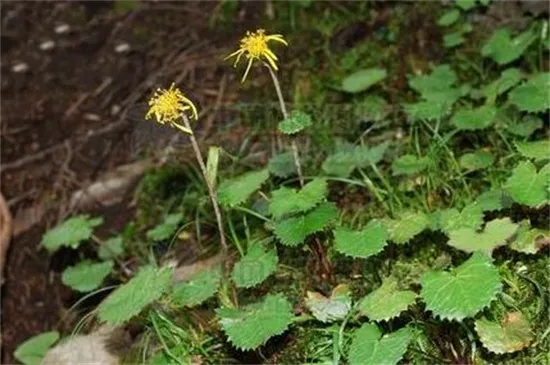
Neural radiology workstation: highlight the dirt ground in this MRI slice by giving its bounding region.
[0,1,260,362]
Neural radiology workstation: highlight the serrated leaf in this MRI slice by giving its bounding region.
[278,110,313,135]
[146,213,183,242]
[218,169,269,208]
[172,265,222,307]
[14,331,60,365]
[268,152,297,178]
[447,217,518,254]
[475,312,533,354]
[98,235,124,260]
[341,68,387,93]
[348,324,414,365]
[504,115,543,137]
[40,215,103,253]
[358,280,417,321]
[509,220,550,254]
[392,154,429,176]
[504,161,550,208]
[333,220,388,258]
[232,243,278,288]
[98,266,174,325]
[420,252,502,320]
[62,260,114,292]
[438,202,484,234]
[270,178,327,218]
[515,140,550,161]
[438,9,460,26]
[274,202,338,247]
[383,211,430,245]
[482,68,522,102]
[404,101,452,121]
[482,28,536,65]
[322,141,390,177]
[217,294,294,351]
[508,73,550,113]
[305,284,352,323]
[459,150,494,171]
[452,105,497,130]
[355,95,389,122]
[476,189,513,211]
[409,65,457,97]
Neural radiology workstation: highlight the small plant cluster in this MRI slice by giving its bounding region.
[15,2,549,364]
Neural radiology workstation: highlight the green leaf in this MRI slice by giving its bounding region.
[392,154,429,176]
[504,115,542,137]
[504,161,550,207]
[333,220,388,258]
[270,178,327,218]
[509,73,550,113]
[515,140,550,161]
[348,324,414,365]
[14,332,60,365]
[61,260,114,292]
[268,152,297,178]
[358,279,417,321]
[98,265,174,325]
[341,68,387,93]
[278,110,313,135]
[322,141,391,177]
[404,101,452,121]
[447,217,518,254]
[482,68,522,102]
[305,284,352,323]
[383,211,430,245]
[40,215,103,253]
[452,105,497,130]
[482,28,536,65]
[355,95,389,122]
[459,150,494,171]
[456,0,475,10]
[98,235,124,260]
[274,202,338,247]
[232,243,278,288]
[420,252,502,320]
[409,65,457,97]
[475,312,533,354]
[438,202,484,234]
[438,9,460,26]
[218,169,269,208]
[172,265,222,307]
[509,220,550,254]
[476,189,513,211]
[146,213,183,242]
[443,32,465,48]
[217,294,294,351]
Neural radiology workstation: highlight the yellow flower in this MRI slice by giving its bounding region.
[226,29,288,82]
[145,83,198,134]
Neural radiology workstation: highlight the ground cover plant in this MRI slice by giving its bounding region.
[13,1,549,364]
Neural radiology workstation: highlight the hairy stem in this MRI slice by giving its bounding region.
[182,116,228,254]
[265,63,305,187]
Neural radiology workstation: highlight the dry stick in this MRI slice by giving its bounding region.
[265,63,304,187]
[181,115,228,254]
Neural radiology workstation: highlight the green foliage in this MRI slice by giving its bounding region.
[217,294,294,350]
[383,211,430,245]
[341,68,387,93]
[482,68,522,102]
[438,9,460,27]
[278,110,313,135]
[333,219,388,258]
[409,65,457,98]
[482,28,536,65]
[268,152,297,178]
[504,161,550,207]
[437,202,484,233]
[305,284,351,323]
[98,266,174,325]
[392,154,429,176]
[420,253,501,320]
[348,324,414,365]
[443,23,472,49]
[509,220,549,254]
[504,115,542,137]
[508,73,550,113]
[452,105,497,130]
[146,213,183,242]
[459,150,494,171]
[14,331,59,365]
[270,178,327,218]
[232,242,278,288]
[218,169,270,207]
[61,260,114,292]
[40,215,103,252]
[476,189,512,211]
[322,141,390,177]
[515,140,550,161]
[447,218,518,254]
[358,279,417,321]
[475,312,533,354]
[172,266,222,307]
[404,101,452,121]
[98,235,125,260]
[273,202,338,246]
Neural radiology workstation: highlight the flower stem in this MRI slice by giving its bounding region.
[182,116,228,254]
[265,63,305,187]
